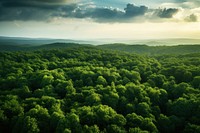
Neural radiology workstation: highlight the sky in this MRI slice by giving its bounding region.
[0,0,200,40]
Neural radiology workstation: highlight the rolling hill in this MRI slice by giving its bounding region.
[1,36,200,55]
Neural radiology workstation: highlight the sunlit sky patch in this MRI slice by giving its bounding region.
[0,0,200,40]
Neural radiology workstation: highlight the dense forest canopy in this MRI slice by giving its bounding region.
[0,45,200,133]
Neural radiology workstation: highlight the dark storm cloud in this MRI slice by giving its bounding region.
[0,0,180,22]
[58,3,149,22]
[88,8,123,19]
[0,0,68,4]
[0,0,76,21]
[156,8,179,18]
[1,1,61,9]
[0,0,150,22]
[124,4,148,17]
[0,0,71,9]
[84,8,124,22]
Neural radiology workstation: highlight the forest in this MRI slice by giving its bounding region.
[0,44,200,133]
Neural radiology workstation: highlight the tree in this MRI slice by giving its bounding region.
[55,117,69,133]
[27,105,50,133]
[96,76,107,86]
[93,105,118,128]
[112,114,126,126]
[82,125,100,133]
[183,123,200,133]
[85,93,101,106]
[116,85,127,96]
[125,83,144,102]
[0,110,8,133]
[55,79,76,98]
[129,127,148,133]
[141,118,158,133]
[77,106,94,126]
[13,116,40,133]
[102,91,119,109]
[126,113,143,128]
[50,112,65,132]
[172,82,190,99]
[65,80,76,94]
[1,95,24,119]
[147,88,168,111]
[192,76,200,88]
[129,70,141,84]
[147,74,166,88]
[157,114,175,133]
[41,74,54,87]
[66,112,82,132]
[106,124,126,133]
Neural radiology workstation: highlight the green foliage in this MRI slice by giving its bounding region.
[82,125,100,133]
[13,116,40,133]
[193,76,200,88]
[96,76,107,86]
[1,95,24,118]
[0,47,200,133]
[184,123,200,133]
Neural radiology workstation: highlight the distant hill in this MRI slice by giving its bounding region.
[0,44,26,51]
[97,44,200,55]
[37,43,90,49]
[0,42,89,51]
[0,36,94,51]
[114,38,200,45]
[1,36,200,55]
[1,36,200,46]
[1,42,200,55]
[0,36,99,46]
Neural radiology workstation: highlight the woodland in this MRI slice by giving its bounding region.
[0,45,200,133]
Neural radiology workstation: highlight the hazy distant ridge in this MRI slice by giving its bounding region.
[1,36,200,46]
[1,36,200,55]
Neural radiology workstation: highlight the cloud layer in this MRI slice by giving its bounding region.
[0,0,198,23]
[156,8,179,18]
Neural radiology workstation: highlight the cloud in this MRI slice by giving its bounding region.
[174,0,200,3]
[172,0,200,8]
[156,8,179,18]
[58,3,149,22]
[0,7,52,21]
[0,0,77,21]
[1,1,60,9]
[0,0,73,9]
[86,8,124,21]
[0,0,150,22]
[0,1,184,23]
[124,4,148,17]
[0,0,70,4]
[173,0,187,3]
[185,14,198,22]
